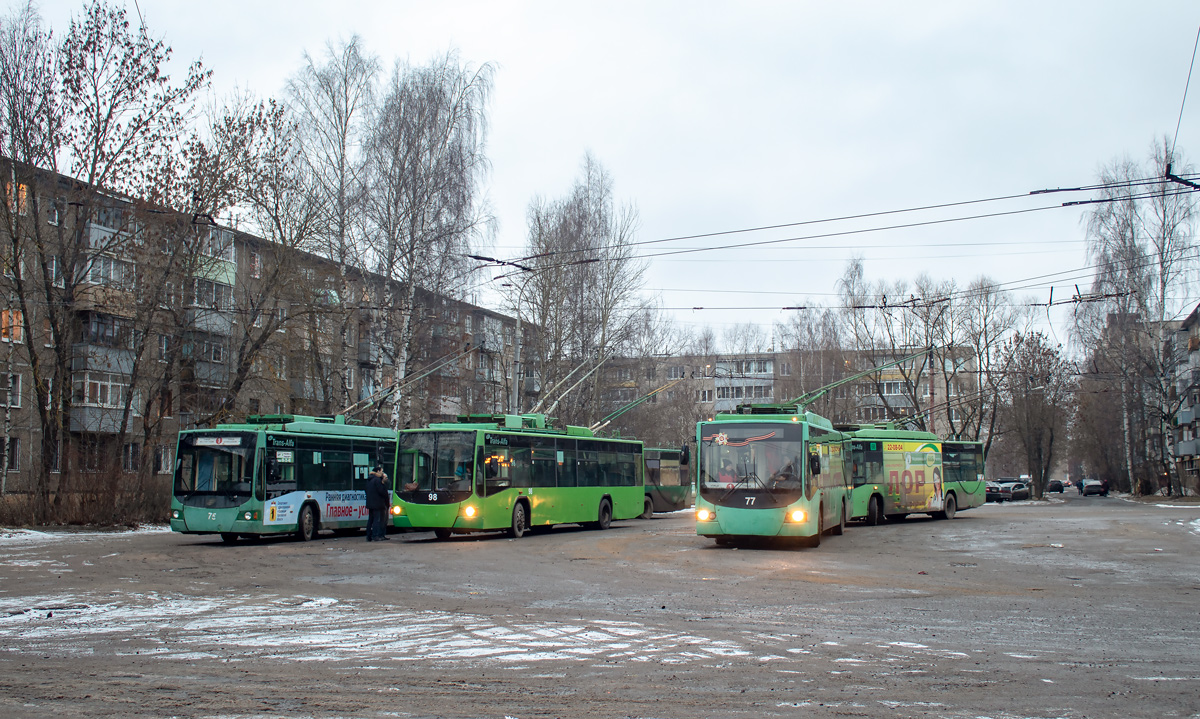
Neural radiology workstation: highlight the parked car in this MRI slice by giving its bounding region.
[986,482,1005,503]
[1005,481,1030,501]
[1046,479,1064,493]
[1082,478,1108,496]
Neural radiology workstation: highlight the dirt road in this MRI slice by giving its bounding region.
[3,494,1199,718]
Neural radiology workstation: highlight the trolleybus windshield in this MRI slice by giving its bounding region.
[397,431,477,501]
[698,423,806,506]
[174,432,256,508]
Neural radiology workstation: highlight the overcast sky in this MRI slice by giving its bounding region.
[34,1,1200,348]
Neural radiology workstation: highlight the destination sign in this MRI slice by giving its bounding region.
[195,436,242,447]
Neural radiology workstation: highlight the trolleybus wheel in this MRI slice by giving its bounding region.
[434,528,452,540]
[509,502,527,538]
[295,505,317,542]
[641,496,654,519]
[808,506,823,547]
[938,493,957,520]
[866,495,883,526]
[594,499,612,530]
[832,500,846,535]
[220,532,238,544]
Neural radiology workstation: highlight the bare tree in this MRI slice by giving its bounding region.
[999,331,1075,498]
[287,36,378,409]
[0,1,208,520]
[365,51,493,429]
[520,154,648,426]
[1077,138,1197,494]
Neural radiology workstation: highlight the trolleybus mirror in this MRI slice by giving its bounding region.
[809,452,821,476]
[679,444,690,466]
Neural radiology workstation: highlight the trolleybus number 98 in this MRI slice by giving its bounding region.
[428,493,438,501]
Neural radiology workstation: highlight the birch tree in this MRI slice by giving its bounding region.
[287,37,378,409]
[365,52,493,429]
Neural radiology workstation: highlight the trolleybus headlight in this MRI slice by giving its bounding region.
[171,510,180,519]
[243,512,252,520]
[696,509,713,521]
[789,509,806,523]
[463,505,477,518]
[391,506,402,516]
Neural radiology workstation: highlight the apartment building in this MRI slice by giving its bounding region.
[0,160,529,494]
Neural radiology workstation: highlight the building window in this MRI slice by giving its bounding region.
[122,443,140,472]
[697,389,713,403]
[0,374,20,408]
[87,254,134,287]
[0,436,18,471]
[191,278,232,310]
[203,228,235,262]
[779,362,791,376]
[154,445,173,474]
[249,251,261,278]
[667,365,686,380]
[1,309,22,343]
[72,372,129,408]
[5,181,28,216]
[83,312,133,348]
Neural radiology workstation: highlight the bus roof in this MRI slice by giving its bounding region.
[202,414,396,438]
[838,424,939,442]
[711,410,834,430]
[421,413,620,440]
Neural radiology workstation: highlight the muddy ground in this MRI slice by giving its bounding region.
[2,493,1199,719]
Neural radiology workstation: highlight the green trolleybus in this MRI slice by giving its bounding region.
[643,447,692,514]
[391,413,644,539]
[169,415,397,542]
[843,425,985,524]
[695,407,850,547]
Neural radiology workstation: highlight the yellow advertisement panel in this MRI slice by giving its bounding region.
[882,441,943,513]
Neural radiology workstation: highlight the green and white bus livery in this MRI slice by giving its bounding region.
[695,409,849,547]
[170,415,397,542]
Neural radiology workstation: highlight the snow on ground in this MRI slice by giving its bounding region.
[0,592,750,666]
[0,525,170,546]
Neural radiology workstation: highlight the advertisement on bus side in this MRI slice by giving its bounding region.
[263,490,370,525]
[882,442,943,513]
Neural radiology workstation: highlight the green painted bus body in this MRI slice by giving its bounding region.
[695,410,849,543]
[169,415,397,540]
[842,425,985,522]
[391,415,644,536]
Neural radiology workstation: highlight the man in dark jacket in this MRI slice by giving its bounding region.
[365,466,391,542]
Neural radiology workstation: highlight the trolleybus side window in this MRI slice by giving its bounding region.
[531,437,557,487]
[850,440,884,487]
[556,439,577,487]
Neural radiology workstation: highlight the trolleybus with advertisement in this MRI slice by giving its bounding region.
[844,425,985,524]
[169,415,397,542]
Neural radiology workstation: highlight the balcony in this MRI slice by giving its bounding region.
[192,360,229,386]
[358,340,379,366]
[72,344,134,374]
[1174,438,1199,457]
[186,308,233,336]
[1177,407,1195,426]
[70,405,133,434]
